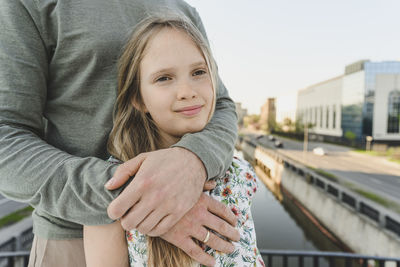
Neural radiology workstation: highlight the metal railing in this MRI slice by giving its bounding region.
[259,250,400,267]
[0,251,29,267]
[0,250,399,267]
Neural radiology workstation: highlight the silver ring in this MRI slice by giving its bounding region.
[202,230,210,243]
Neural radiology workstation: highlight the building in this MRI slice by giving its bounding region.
[297,60,400,145]
[260,98,276,132]
[235,102,248,128]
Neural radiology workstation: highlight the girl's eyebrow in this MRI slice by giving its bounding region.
[150,67,175,80]
[189,61,207,68]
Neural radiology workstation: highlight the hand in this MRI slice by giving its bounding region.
[160,193,240,267]
[106,147,207,236]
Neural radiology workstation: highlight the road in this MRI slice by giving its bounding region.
[248,133,400,206]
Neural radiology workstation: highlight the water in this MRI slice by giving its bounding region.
[234,150,352,266]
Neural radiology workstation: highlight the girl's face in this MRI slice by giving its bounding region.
[139,27,214,146]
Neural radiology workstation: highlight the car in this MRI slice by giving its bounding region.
[256,134,264,140]
[274,140,283,148]
[268,135,275,141]
[313,147,325,156]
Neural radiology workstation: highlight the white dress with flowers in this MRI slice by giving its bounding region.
[125,157,265,267]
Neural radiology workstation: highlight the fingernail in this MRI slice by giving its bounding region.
[105,177,115,188]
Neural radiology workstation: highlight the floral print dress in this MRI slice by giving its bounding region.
[124,156,265,267]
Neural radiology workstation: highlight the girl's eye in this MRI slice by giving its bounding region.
[156,76,171,82]
[193,69,207,76]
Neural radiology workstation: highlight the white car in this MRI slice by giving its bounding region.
[313,147,325,156]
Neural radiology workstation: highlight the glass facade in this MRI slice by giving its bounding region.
[341,61,400,141]
[388,90,400,133]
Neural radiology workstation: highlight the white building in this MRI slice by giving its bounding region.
[296,60,400,145]
[373,74,400,142]
[297,76,343,138]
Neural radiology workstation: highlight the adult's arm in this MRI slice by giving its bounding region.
[0,0,118,225]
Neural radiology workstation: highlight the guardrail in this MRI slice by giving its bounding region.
[0,226,32,267]
[0,251,29,267]
[259,250,400,267]
[0,250,399,267]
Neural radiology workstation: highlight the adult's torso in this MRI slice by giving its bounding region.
[37,0,198,158]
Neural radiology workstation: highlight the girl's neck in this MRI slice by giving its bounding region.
[158,132,180,149]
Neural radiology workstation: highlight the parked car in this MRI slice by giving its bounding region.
[274,140,283,148]
[313,147,325,156]
[256,134,264,140]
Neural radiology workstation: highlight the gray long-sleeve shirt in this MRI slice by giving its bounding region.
[0,0,237,239]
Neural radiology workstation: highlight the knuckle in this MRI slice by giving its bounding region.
[107,204,120,220]
[219,221,229,233]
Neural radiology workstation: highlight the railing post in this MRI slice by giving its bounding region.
[268,255,272,267]
[299,255,304,267]
[329,257,334,267]
[345,258,352,267]
[283,255,288,267]
[313,256,319,267]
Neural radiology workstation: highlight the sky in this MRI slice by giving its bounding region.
[185,0,400,120]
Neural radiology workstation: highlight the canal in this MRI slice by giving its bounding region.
[236,151,353,266]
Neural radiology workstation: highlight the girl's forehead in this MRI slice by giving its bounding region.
[141,27,205,69]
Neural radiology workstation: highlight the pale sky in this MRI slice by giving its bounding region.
[185,0,400,120]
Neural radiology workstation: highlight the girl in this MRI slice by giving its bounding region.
[84,14,265,267]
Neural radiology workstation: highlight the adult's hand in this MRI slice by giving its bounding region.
[106,147,207,236]
[160,193,240,267]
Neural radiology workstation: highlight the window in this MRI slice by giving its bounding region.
[326,106,329,128]
[314,107,317,125]
[320,106,323,128]
[333,105,336,129]
[388,90,400,133]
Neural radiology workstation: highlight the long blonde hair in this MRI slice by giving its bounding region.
[108,14,217,267]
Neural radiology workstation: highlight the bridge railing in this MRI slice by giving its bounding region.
[0,250,399,267]
[259,250,400,267]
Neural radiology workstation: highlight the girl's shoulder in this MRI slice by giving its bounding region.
[226,156,257,181]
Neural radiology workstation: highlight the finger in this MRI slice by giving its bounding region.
[193,228,234,254]
[203,213,240,242]
[105,153,147,190]
[136,207,171,235]
[119,200,154,231]
[147,214,176,237]
[203,180,216,191]
[206,197,237,227]
[181,239,216,267]
[107,184,142,220]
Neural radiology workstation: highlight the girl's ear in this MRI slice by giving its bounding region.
[131,98,148,113]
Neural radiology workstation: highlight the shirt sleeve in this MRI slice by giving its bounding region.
[172,7,238,180]
[0,0,119,226]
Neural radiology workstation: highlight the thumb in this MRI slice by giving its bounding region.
[203,180,217,191]
[105,153,147,190]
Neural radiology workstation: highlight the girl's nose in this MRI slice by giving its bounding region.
[177,81,197,100]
